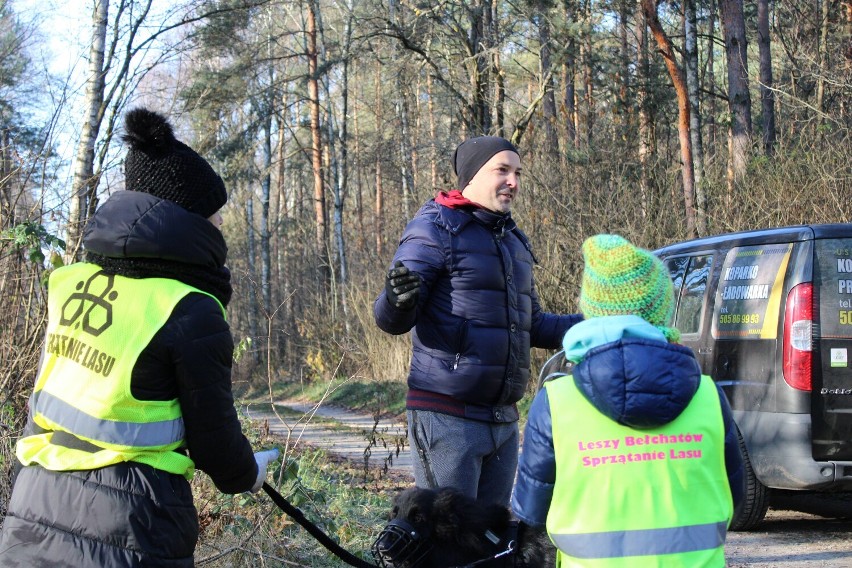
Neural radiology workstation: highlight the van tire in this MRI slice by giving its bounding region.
[730,426,770,531]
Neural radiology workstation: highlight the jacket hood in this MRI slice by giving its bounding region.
[83,190,227,269]
[566,317,701,428]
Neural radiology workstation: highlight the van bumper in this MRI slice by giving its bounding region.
[734,410,852,490]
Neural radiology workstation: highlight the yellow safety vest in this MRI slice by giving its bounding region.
[545,374,733,567]
[17,263,225,479]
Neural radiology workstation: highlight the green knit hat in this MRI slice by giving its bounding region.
[579,234,680,342]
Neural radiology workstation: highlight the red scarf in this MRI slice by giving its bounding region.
[435,190,481,209]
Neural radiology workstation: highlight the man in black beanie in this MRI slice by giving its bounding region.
[374,135,581,508]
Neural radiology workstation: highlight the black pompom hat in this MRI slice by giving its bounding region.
[122,108,227,218]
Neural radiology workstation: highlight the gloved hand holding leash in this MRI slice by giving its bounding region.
[251,448,281,492]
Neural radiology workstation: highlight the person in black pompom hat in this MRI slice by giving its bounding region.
[373,135,582,510]
[122,107,227,219]
[0,108,279,567]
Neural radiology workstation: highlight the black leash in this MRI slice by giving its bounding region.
[262,482,379,568]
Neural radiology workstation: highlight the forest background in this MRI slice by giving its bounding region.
[1,0,851,564]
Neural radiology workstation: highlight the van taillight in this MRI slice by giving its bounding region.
[783,282,813,391]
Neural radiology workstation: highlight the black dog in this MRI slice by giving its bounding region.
[372,486,555,567]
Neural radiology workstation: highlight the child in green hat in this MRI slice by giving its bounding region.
[511,234,745,567]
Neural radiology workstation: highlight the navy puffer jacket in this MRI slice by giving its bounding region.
[374,199,581,408]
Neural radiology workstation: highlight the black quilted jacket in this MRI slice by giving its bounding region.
[0,191,256,567]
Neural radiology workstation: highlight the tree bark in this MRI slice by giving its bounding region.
[396,86,415,220]
[67,0,108,263]
[642,0,698,238]
[563,0,578,148]
[617,0,630,131]
[307,0,330,285]
[684,0,707,234]
[636,0,653,222]
[816,0,830,129]
[537,7,559,155]
[719,0,753,180]
[468,0,493,132]
[245,186,259,357]
[706,0,718,151]
[374,66,384,259]
[581,0,594,146]
[332,0,353,295]
[757,0,776,154]
[490,0,504,134]
[427,73,438,189]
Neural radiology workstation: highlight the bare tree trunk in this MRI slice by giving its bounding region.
[330,0,354,332]
[0,128,13,229]
[563,0,578,148]
[842,1,852,120]
[490,0,504,134]
[274,110,292,361]
[260,114,272,309]
[245,186,258,356]
[706,0,718,151]
[374,66,384,259]
[581,0,594,146]
[642,0,698,238]
[396,86,415,220]
[307,1,329,285]
[260,58,274,313]
[465,0,493,132]
[816,0,830,129]
[537,6,559,155]
[494,58,506,137]
[636,0,653,221]
[719,0,753,180]
[352,88,365,249]
[758,0,777,154]
[684,0,707,234]
[428,73,438,189]
[617,0,630,132]
[66,0,108,263]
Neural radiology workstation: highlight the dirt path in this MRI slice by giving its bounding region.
[247,401,852,566]
[243,400,412,475]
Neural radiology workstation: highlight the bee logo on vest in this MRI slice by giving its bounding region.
[60,271,118,337]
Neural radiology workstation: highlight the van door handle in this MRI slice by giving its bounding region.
[698,348,713,354]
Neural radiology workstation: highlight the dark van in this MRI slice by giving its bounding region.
[653,224,852,529]
[538,224,852,530]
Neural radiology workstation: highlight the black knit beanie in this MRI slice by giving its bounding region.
[122,108,227,218]
[452,136,519,190]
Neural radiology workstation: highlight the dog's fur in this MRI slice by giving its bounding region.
[373,486,555,567]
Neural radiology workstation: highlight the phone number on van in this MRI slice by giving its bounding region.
[719,313,760,324]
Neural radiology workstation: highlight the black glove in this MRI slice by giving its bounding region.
[385,260,421,310]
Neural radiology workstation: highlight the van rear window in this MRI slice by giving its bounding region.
[815,239,852,340]
[712,244,794,339]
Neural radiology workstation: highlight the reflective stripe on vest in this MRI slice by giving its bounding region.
[31,389,185,448]
[551,521,728,559]
[545,374,733,567]
[17,263,224,478]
